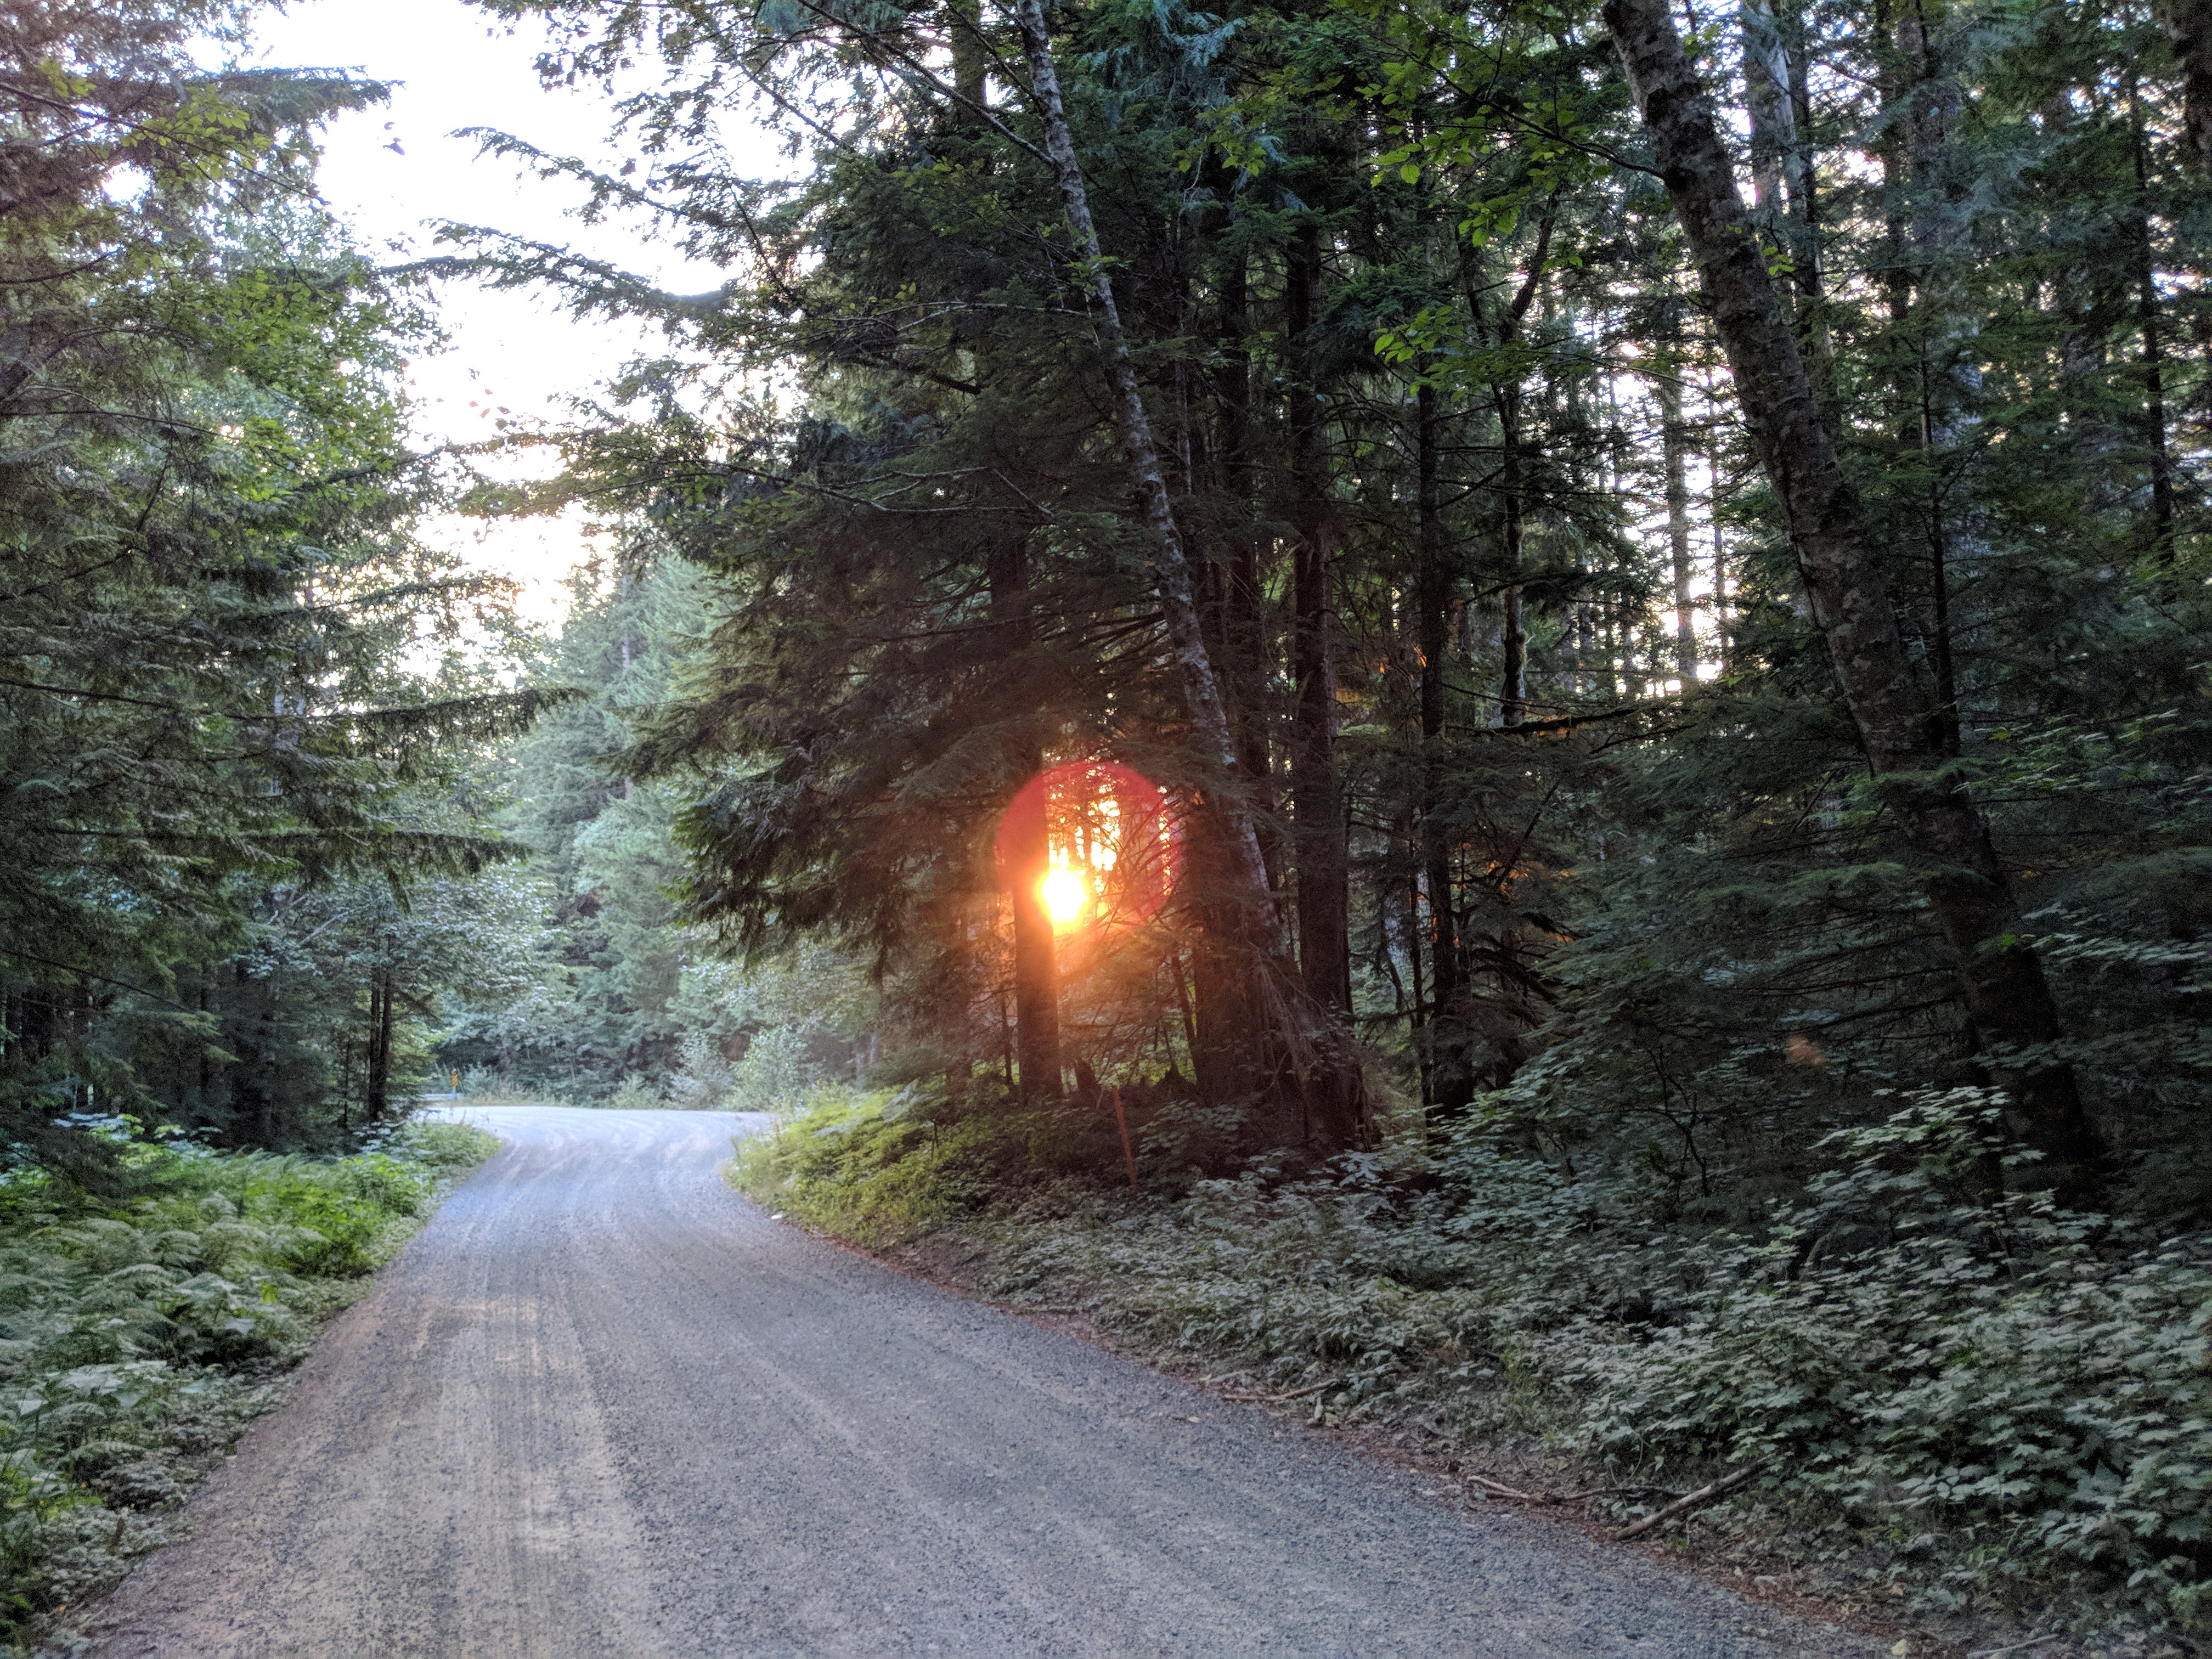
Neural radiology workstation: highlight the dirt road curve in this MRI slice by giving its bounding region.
[80,1106,1869,1658]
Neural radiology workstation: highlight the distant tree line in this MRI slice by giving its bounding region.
[0,0,555,1160]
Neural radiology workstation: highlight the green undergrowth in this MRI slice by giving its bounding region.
[736,1086,2209,1653]
[736,1087,1000,1245]
[1,1119,497,1648]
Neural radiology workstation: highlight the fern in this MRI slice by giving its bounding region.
[0,1120,495,1647]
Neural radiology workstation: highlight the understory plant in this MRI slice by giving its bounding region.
[0,1119,496,1644]
[742,1084,2211,1641]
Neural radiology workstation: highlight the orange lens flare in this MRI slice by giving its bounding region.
[1040,866,1088,926]
[994,760,1183,928]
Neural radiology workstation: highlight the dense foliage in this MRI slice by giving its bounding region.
[739,1087,2210,1636]
[470,0,2210,1192]
[438,558,882,1103]
[4,0,2204,1639]
[448,0,2212,1635]
[0,0,558,1159]
[0,1118,495,1643]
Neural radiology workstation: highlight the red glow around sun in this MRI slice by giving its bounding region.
[993,760,1181,927]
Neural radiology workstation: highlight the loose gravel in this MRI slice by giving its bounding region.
[76,1106,1875,1658]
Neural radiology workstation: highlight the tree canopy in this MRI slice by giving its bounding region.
[0,0,559,1160]
[449,0,2208,1203]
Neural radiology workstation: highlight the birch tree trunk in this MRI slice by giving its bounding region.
[1015,0,1364,1152]
[1011,0,1269,902]
[1601,0,2101,1194]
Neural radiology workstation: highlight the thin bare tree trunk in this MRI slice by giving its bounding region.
[1470,210,1551,730]
[992,539,1061,1101]
[1417,377,1469,1113]
[1602,0,2101,1195]
[366,966,393,1122]
[1211,245,1277,879]
[1011,0,1267,902]
[2131,72,2179,564]
[1708,373,1732,672]
[1657,375,1697,681]
[1015,0,1362,1150]
[1496,391,1527,728]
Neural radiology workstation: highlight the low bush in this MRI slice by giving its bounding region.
[735,1086,1000,1246]
[0,1118,496,1645]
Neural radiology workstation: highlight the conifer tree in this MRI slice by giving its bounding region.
[0,0,558,1158]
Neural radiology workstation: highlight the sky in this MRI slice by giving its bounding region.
[251,0,782,623]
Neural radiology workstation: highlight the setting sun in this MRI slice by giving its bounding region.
[1040,866,1088,926]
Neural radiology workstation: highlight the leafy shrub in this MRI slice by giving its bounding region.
[607,1073,665,1111]
[0,1119,496,1645]
[726,1026,825,1117]
[735,1087,995,1246]
[665,1032,731,1110]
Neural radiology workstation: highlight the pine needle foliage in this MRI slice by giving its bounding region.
[0,1,572,1158]
[474,0,2212,1632]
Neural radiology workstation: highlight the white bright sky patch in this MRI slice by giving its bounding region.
[253,0,785,624]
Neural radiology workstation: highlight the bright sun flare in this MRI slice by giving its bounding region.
[1040,866,1088,926]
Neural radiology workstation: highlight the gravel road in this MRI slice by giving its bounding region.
[79,1106,1871,1658]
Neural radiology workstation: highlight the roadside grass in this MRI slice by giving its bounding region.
[735,1087,994,1246]
[735,1087,2210,1656]
[0,1119,497,1649]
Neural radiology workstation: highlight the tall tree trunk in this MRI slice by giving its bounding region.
[1709,376,1732,673]
[365,966,393,1122]
[1211,242,1277,878]
[1186,231,1277,1115]
[2161,0,2212,162]
[1472,211,1551,730]
[1288,223,1349,1013]
[951,0,988,108]
[1496,386,1527,729]
[1406,873,1430,1105]
[959,22,1057,1101]
[1602,0,2101,1195]
[1890,1,1975,757]
[1657,375,1698,681]
[1782,2,1822,312]
[1011,0,1268,905]
[2132,72,2179,564]
[1746,0,1831,385]
[1916,379,1962,757]
[992,540,1061,1102]
[1742,0,1794,215]
[1417,377,1470,1114]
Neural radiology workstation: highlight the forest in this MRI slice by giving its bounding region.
[3,0,2210,1643]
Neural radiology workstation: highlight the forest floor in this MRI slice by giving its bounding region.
[66,1105,1871,1658]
